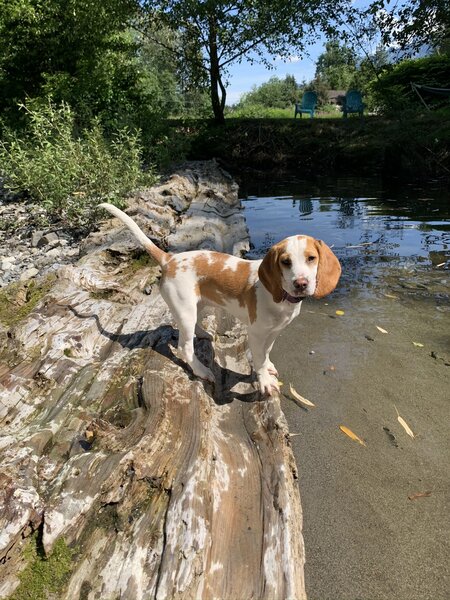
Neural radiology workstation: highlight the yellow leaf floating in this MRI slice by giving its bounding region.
[376,326,388,334]
[335,310,345,316]
[394,406,415,439]
[339,425,366,446]
[412,342,424,347]
[288,383,315,408]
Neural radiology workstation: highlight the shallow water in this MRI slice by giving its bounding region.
[241,177,450,310]
[240,182,450,600]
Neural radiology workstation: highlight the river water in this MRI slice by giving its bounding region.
[241,177,449,327]
[239,177,449,600]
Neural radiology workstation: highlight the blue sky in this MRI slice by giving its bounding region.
[225,39,325,105]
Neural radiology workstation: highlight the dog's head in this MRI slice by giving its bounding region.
[258,235,341,303]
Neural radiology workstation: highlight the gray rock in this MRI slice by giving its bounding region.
[31,231,45,247]
[45,247,62,258]
[20,267,39,281]
[37,232,59,248]
[1,259,14,271]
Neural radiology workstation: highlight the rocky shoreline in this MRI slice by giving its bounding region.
[0,198,81,287]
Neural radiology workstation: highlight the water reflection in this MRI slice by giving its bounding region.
[241,180,449,304]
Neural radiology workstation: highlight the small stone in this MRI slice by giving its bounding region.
[20,267,39,281]
[1,259,14,271]
[37,232,59,248]
[46,247,61,258]
[31,231,44,247]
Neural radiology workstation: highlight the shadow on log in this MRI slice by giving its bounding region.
[0,161,306,599]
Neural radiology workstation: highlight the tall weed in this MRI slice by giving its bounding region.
[0,101,156,226]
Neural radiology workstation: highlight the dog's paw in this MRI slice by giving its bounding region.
[193,363,215,383]
[257,369,280,396]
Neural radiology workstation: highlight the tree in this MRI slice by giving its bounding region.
[0,0,192,134]
[142,0,352,123]
[367,0,450,56]
[315,40,358,89]
[0,0,139,126]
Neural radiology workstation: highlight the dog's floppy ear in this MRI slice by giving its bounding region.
[258,242,284,303]
[313,239,341,299]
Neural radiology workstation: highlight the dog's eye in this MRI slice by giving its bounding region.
[281,258,292,267]
[307,255,316,262]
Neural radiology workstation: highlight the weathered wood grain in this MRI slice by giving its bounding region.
[0,162,305,599]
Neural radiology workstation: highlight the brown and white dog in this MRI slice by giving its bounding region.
[99,203,341,395]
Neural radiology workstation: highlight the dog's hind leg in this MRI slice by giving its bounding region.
[163,294,214,382]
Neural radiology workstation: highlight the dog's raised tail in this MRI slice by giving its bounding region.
[99,202,168,265]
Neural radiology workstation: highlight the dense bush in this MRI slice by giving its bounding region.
[371,55,450,113]
[236,76,300,110]
[0,102,156,227]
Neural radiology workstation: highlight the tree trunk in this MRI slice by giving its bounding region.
[208,16,226,124]
[0,162,306,599]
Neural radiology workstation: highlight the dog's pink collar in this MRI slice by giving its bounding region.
[282,290,303,304]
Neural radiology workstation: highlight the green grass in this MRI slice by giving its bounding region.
[10,535,74,600]
[225,105,343,119]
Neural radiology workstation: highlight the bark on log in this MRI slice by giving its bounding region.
[0,161,306,599]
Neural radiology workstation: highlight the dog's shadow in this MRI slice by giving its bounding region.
[67,305,259,405]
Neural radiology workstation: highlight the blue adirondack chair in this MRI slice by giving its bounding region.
[343,90,365,117]
[294,91,318,118]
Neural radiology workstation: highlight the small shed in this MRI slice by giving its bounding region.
[328,90,346,106]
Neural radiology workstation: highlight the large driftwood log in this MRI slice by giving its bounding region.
[0,162,306,599]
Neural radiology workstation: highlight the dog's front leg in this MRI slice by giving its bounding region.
[248,328,281,396]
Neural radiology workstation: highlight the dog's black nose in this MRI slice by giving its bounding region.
[294,278,308,291]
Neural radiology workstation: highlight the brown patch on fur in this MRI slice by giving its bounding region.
[193,253,258,323]
[304,238,319,261]
[163,257,179,278]
[313,239,341,298]
[258,241,286,303]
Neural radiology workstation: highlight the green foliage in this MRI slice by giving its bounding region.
[0,101,156,226]
[0,0,208,146]
[315,40,358,89]
[238,75,300,109]
[370,0,450,56]
[10,534,73,600]
[0,0,140,127]
[371,55,450,112]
